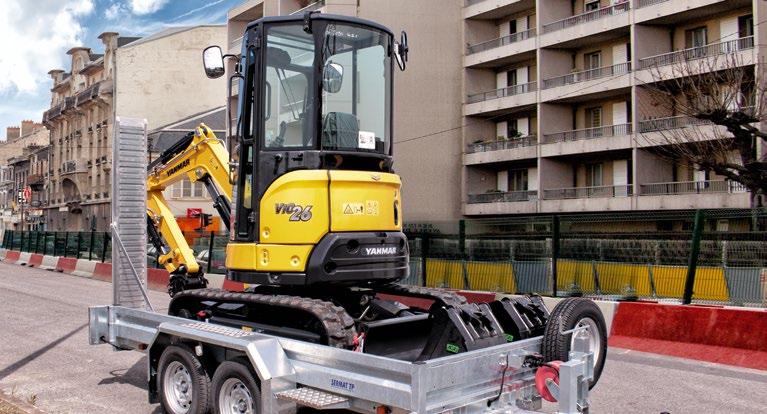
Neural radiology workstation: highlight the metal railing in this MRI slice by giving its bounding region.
[640,180,746,196]
[639,37,755,69]
[467,135,537,153]
[467,82,537,104]
[467,29,536,55]
[291,0,325,14]
[467,190,538,204]
[543,62,631,89]
[543,1,630,33]
[75,82,101,106]
[543,123,632,143]
[543,184,633,199]
[638,115,712,133]
[636,0,669,7]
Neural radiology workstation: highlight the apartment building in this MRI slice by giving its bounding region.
[227,0,466,222]
[0,122,50,232]
[43,26,227,231]
[462,0,766,224]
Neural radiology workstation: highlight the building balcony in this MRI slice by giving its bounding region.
[637,114,723,147]
[543,184,632,200]
[27,174,45,190]
[74,82,101,107]
[638,37,755,72]
[464,190,538,215]
[637,180,750,210]
[541,123,633,156]
[42,102,65,124]
[465,29,536,68]
[464,0,532,20]
[464,135,537,165]
[540,1,630,47]
[635,0,735,24]
[464,82,537,116]
[540,184,633,212]
[541,62,631,101]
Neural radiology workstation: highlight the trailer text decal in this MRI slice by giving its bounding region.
[330,378,356,391]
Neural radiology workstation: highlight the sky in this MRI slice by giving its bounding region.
[0,0,242,140]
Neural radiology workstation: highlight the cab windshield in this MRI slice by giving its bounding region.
[320,23,392,154]
[262,22,392,154]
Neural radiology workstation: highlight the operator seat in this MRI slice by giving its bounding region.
[322,112,359,149]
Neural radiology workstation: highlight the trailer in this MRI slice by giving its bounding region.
[87,118,605,414]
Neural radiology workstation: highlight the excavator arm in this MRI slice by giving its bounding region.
[146,123,232,296]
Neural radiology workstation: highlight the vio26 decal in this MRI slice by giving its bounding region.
[275,203,313,222]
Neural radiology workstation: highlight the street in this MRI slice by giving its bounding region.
[0,262,766,414]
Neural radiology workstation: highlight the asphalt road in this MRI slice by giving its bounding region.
[0,262,766,414]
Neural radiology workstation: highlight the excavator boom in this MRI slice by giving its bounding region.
[146,123,231,294]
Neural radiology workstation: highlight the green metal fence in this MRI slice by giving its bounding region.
[2,230,112,262]
[3,209,766,307]
[405,209,767,307]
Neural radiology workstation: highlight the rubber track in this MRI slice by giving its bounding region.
[377,284,468,307]
[172,289,357,348]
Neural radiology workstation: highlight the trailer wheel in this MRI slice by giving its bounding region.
[157,345,211,414]
[212,360,261,414]
[542,298,607,388]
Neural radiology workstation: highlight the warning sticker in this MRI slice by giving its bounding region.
[358,130,376,150]
[342,202,365,215]
[365,200,379,216]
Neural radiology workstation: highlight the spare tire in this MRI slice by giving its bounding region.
[542,297,607,388]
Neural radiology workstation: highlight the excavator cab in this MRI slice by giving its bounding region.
[203,13,411,287]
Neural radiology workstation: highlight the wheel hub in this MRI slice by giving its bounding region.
[571,317,601,367]
[163,361,193,413]
[220,378,253,414]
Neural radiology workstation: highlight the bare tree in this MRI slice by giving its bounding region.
[639,47,766,207]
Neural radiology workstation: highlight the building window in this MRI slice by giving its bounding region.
[584,0,600,12]
[585,51,602,71]
[685,27,708,49]
[508,169,528,192]
[171,178,206,199]
[507,69,518,87]
[586,163,603,187]
[739,15,754,38]
[586,106,603,138]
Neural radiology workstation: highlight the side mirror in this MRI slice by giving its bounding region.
[202,45,225,79]
[322,62,344,93]
[394,31,409,71]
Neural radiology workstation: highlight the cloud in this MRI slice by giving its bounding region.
[104,2,127,20]
[170,0,225,22]
[0,0,94,94]
[130,0,168,15]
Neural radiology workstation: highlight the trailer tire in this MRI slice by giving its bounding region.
[542,298,607,388]
[212,360,261,414]
[157,345,211,414]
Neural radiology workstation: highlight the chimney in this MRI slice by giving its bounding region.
[6,126,20,141]
[21,120,36,137]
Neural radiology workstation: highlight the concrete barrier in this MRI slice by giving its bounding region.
[147,268,170,292]
[71,259,97,278]
[93,262,112,282]
[39,255,59,271]
[4,250,20,264]
[27,254,43,267]
[55,257,78,273]
[609,302,767,370]
[17,251,31,266]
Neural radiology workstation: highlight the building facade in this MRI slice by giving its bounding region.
[462,0,766,224]
[0,122,50,232]
[43,26,227,231]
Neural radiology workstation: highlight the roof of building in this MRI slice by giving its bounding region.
[121,25,224,49]
[148,106,226,152]
[117,36,142,47]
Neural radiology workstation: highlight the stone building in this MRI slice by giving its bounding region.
[0,122,50,232]
[43,26,226,231]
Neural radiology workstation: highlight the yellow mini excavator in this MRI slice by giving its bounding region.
[145,12,556,364]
